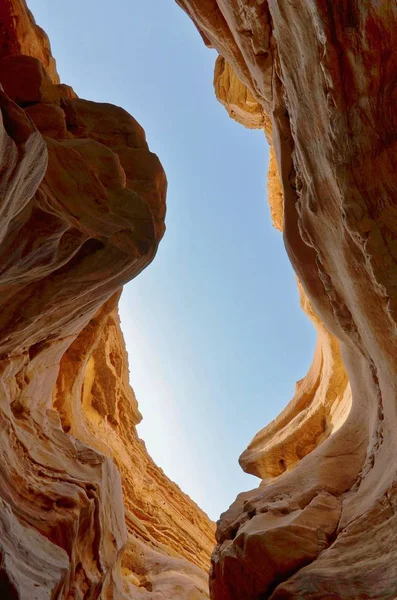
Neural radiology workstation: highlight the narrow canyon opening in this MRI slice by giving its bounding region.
[1,1,396,599]
[26,0,317,521]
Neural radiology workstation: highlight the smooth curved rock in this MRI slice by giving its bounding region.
[0,2,214,598]
[176,0,397,598]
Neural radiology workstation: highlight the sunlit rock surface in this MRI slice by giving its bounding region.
[0,1,214,598]
[176,0,397,598]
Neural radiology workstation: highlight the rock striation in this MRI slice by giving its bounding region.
[176,0,397,598]
[4,0,397,598]
[0,1,214,598]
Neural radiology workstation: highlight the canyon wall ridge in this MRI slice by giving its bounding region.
[0,1,215,598]
[175,0,397,598]
[2,0,397,599]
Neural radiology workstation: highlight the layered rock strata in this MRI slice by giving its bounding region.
[176,1,397,598]
[0,1,214,598]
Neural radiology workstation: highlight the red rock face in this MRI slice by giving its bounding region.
[0,1,214,598]
[175,1,397,598]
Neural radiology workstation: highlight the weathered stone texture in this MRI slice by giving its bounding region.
[176,0,397,598]
[0,1,214,598]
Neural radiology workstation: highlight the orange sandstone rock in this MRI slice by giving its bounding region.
[176,0,397,598]
[0,1,214,598]
[0,0,59,83]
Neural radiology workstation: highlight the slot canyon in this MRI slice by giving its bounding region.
[0,0,396,599]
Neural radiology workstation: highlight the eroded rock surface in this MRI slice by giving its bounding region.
[176,0,397,598]
[0,1,214,598]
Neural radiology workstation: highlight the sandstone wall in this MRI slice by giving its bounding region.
[0,1,214,598]
[175,1,397,598]
[4,0,397,597]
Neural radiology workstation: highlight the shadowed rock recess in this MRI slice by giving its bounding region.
[0,1,215,598]
[175,0,397,599]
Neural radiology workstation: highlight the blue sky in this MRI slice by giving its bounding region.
[29,0,315,520]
